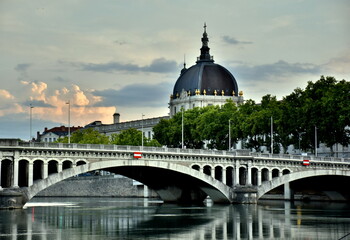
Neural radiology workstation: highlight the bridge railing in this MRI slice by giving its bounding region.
[14,142,235,156]
[2,141,349,162]
[250,152,350,163]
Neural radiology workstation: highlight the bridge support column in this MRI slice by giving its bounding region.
[234,161,240,186]
[0,161,2,190]
[222,168,226,184]
[28,163,33,187]
[143,185,149,198]
[13,159,19,188]
[247,162,252,185]
[284,182,293,200]
[58,163,63,173]
[0,189,27,209]
[233,186,258,204]
[43,163,48,179]
[257,170,262,186]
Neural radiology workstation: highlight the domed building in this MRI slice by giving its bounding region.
[87,24,243,140]
[169,24,243,116]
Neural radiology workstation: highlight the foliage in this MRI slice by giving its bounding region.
[56,127,161,147]
[153,76,350,155]
[56,128,109,144]
[110,128,161,147]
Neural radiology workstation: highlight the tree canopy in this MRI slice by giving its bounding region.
[56,128,161,147]
[153,76,350,155]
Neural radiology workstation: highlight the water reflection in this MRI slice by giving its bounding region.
[0,198,350,240]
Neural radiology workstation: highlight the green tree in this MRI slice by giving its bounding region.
[110,128,161,147]
[110,128,142,146]
[153,118,181,148]
[301,76,350,155]
[56,128,109,144]
[198,100,239,150]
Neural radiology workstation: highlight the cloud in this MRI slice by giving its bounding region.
[222,36,253,45]
[71,84,89,106]
[0,89,14,100]
[324,52,350,76]
[14,63,32,80]
[74,58,178,74]
[92,82,173,108]
[22,99,55,108]
[233,60,321,81]
[14,63,32,73]
[114,40,127,45]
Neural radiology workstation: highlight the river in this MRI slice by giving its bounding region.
[0,197,349,239]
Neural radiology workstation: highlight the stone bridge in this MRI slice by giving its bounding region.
[1,140,350,209]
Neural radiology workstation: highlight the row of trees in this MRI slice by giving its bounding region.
[153,76,350,155]
[56,76,349,156]
[56,128,161,147]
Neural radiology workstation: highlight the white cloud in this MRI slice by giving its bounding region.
[0,89,14,100]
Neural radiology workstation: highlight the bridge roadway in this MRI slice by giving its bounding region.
[1,140,350,209]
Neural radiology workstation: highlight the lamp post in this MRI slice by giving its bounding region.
[315,126,318,157]
[30,104,34,142]
[181,108,184,149]
[271,116,273,154]
[228,119,231,151]
[66,101,70,144]
[141,114,145,150]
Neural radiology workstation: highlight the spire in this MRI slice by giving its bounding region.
[197,23,214,63]
[180,54,187,75]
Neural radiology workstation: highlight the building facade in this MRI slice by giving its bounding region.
[36,126,82,142]
[85,114,169,139]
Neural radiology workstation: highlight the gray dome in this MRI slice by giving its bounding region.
[172,24,238,98]
[173,61,238,98]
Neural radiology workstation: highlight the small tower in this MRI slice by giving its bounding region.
[113,112,120,124]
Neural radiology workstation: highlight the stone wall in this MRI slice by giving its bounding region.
[36,175,159,198]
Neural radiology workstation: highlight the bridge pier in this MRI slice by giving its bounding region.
[284,182,294,200]
[233,186,258,204]
[0,160,2,191]
[0,188,27,209]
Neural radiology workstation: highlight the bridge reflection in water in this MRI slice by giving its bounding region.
[1,198,350,240]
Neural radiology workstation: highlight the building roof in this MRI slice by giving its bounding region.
[172,24,239,99]
[43,126,82,136]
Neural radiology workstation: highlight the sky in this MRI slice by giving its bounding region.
[1,0,349,141]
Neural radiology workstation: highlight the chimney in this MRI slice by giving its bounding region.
[113,113,120,124]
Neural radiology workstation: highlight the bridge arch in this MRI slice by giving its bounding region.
[48,160,58,175]
[272,168,280,178]
[258,169,350,199]
[191,164,200,171]
[1,159,13,188]
[33,160,44,181]
[18,159,29,187]
[24,160,233,204]
[62,160,73,170]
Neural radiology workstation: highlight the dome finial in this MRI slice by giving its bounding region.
[180,54,187,75]
[184,54,186,69]
[197,23,214,63]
